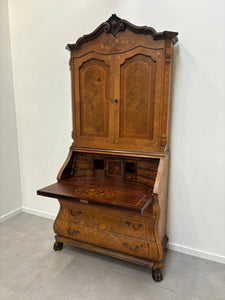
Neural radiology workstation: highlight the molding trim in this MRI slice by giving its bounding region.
[168,242,225,265]
[22,207,56,220]
[0,207,22,223]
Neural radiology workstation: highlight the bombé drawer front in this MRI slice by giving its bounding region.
[65,207,154,240]
[60,221,158,259]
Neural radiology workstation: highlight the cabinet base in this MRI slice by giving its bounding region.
[54,234,168,281]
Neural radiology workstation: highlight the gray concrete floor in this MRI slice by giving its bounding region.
[0,213,224,300]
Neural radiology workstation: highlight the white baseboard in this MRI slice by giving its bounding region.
[22,207,56,220]
[0,207,22,223]
[168,242,225,264]
[1,207,224,264]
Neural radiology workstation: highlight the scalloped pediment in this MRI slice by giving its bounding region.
[66,14,178,51]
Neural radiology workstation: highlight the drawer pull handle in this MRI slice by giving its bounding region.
[125,221,142,231]
[123,242,139,252]
[67,226,80,236]
[69,209,83,217]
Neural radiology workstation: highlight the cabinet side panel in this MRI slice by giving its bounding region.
[157,155,169,242]
[159,40,173,151]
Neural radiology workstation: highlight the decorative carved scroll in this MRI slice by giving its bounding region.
[103,14,125,36]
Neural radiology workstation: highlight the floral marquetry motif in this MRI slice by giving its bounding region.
[74,187,115,199]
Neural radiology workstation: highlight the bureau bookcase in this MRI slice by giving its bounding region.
[37,15,178,282]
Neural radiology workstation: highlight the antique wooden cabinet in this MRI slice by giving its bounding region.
[37,15,178,282]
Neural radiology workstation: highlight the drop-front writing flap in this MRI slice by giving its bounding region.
[37,179,152,214]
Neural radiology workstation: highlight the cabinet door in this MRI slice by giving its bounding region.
[114,48,163,152]
[73,53,113,147]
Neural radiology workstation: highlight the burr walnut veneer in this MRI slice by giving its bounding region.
[37,15,178,282]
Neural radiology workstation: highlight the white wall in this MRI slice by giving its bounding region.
[8,0,225,261]
[0,0,22,219]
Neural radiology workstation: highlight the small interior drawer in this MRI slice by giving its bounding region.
[76,155,93,162]
[136,176,155,186]
[74,169,94,176]
[74,161,93,169]
[136,169,157,178]
[137,160,159,170]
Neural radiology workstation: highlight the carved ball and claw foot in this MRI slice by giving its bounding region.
[152,269,163,282]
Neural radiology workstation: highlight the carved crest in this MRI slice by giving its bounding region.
[103,14,125,36]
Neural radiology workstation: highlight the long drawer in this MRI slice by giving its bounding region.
[59,220,158,260]
[65,207,154,241]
